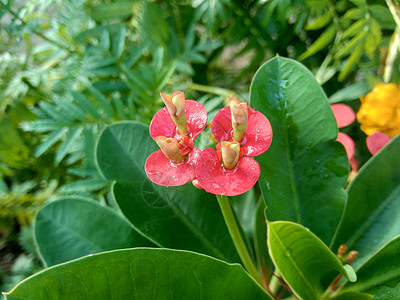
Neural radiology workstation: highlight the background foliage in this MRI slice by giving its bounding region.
[1,0,399,295]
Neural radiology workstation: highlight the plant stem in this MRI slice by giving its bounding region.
[268,269,282,297]
[216,195,262,285]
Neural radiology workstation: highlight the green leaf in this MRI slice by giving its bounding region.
[54,126,84,165]
[299,25,336,60]
[95,121,239,262]
[336,30,366,59]
[365,19,381,60]
[72,91,102,119]
[250,57,348,244]
[254,202,273,280]
[89,2,135,22]
[35,127,68,157]
[305,12,332,30]
[267,221,356,300]
[87,86,115,120]
[343,7,366,20]
[332,291,373,299]
[341,19,366,40]
[341,236,400,299]
[338,44,364,82]
[4,248,271,300]
[34,197,153,267]
[328,82,370,103]
[349,0,367,7]
[369,5,396,30]
[331,136,400,270]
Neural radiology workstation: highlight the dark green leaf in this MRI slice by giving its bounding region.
[250,57,348,244]
[331,136,400,270]
[34,197,153,266]
[5,249,271,300]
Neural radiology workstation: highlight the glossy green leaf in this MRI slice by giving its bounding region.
[331,136,400,270]
[34,197,153,267]
[250,57,348,244]
[4,248,272,300]
[267,221,356,300]
[299,25,336,60]
[341,236,400,299]
[95,121,239,263]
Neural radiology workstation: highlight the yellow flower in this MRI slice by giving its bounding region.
[357,83,400,137]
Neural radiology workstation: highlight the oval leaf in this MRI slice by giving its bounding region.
[4,248,272,300]
[267,221,355,300]
[34,197,153,267]
[250,57,348,244]
[96,121,239,262]
[331,135,400,270]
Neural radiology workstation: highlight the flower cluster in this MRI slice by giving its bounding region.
[357,83,400,138]
[145,92,273,196]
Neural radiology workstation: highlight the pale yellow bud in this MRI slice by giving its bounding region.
[221,141,240,169]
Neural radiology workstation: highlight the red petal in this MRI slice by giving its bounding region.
[366,132,391,155]
[145,148,200,187]
[150,100,207,140]
[331,104,356,128]
[211,107,272,156]
[196,148,260,196]
[337,132,355,159]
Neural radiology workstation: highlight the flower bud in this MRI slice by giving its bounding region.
[229,97,248,142]
[160,91,188,135]
[154,136,184,163]
[221,141,240,169]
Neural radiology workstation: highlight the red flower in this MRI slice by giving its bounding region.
[366,132,391,155]
[196,98,273,196]
[331,104,357,170]
[145,92,207,187]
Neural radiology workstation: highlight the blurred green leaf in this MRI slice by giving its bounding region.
[250,57,348,245]
[331,136,400,270]
[328,82,370,103]
[5,248,271,300]
[88,2,135,22]
[338,44,364,82]
[299,25,336,60]
[35,197,153,267]
[341,19,366,40]
[305,12,332,30]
